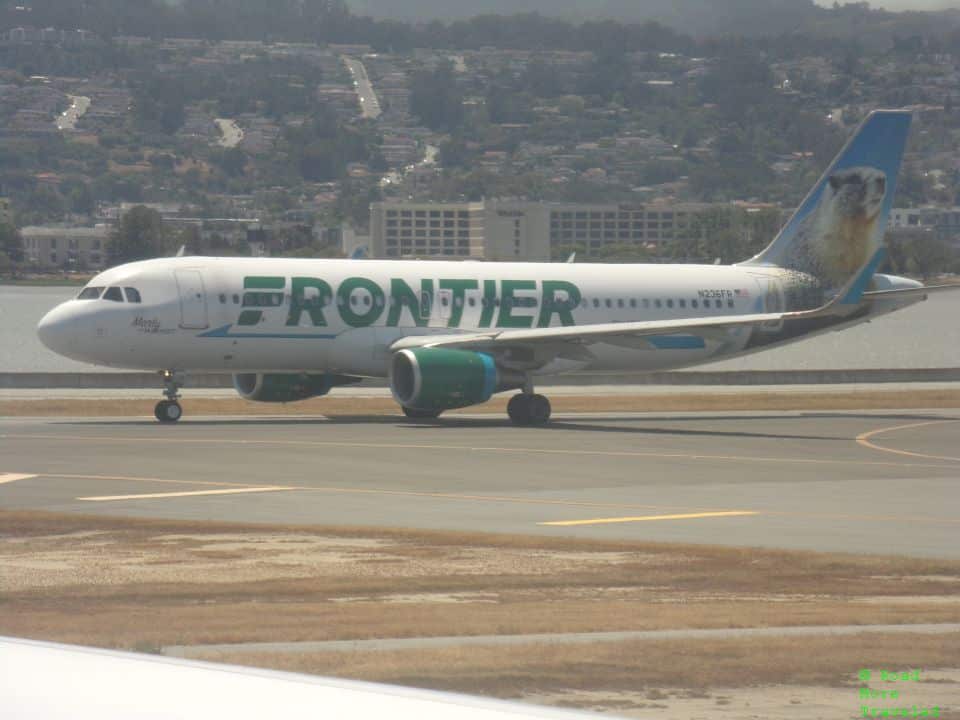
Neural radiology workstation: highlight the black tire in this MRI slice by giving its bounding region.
[156,400,182,423]
[507,394,532,426]
[402,406,442,420]
[528,394,551,425]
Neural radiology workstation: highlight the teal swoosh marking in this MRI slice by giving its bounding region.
[648,335,705,350]
[198,324,338,339]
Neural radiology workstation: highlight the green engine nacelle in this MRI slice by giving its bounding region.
[390,348,498,411]
[233,373,361,403]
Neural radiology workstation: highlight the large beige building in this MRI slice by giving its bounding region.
[370,200,553,261]
[368,199,710,261]
[21,225,110,270]
[543,202,710,251]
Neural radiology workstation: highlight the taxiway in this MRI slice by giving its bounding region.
[1,410,957,557]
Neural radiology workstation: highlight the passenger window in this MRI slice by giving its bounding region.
[679,299,686,309]
[654,299,662,308]
[243,291,284,307]
[103,287,124,302]
[617,299,624,308]
[727,299,735,308]
[77,286,103,300]
[592,299,600,308]
[218,293,227,304]
[605,299,612,308]
[468,297,476,307]
[703,299,711,308]
[629,299,637,308]
[643,299,650,308]
[691,299,699,309]
[666,299,674,309]
[232,294,240,304]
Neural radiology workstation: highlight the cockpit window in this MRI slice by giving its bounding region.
[103,287,124,302]
[124,287,142,304]
[77,286,103,300]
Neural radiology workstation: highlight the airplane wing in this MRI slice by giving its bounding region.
[391,310,795,353]
[1,636,626,720]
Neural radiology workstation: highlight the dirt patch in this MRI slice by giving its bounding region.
[196,634,960,698]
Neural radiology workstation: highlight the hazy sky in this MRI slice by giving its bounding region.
[814,0,958,8]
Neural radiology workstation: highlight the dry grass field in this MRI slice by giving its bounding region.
[2,509,959,717]
[3,387,960,418]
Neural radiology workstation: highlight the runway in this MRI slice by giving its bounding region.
[1,410,958,558]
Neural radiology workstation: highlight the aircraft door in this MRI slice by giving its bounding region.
[175,269,209,329]
[432,288,453,327]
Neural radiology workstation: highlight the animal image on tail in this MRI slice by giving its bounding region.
[743,110,911,298]
[781,166,887,288]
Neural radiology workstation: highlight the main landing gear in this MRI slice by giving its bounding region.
[507,390,551,426]
[155,370,184,423]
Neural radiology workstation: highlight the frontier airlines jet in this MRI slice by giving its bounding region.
[37,111,952,424]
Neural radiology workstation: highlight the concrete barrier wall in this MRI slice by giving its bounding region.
[2,369,959,389]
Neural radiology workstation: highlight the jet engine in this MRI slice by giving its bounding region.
[390,347,516,412]
[233,373,361,403]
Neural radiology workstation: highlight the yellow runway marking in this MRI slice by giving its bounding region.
[540,511,759,526]
[856,420,960,463]
[0,473,36,484]
[11,470,960,526]
[3,432,957,469]
[78,487,295,502]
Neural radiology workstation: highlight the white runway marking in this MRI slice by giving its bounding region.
[78,487,295,502]
[0,473,37,484]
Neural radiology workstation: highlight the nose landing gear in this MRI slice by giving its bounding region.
[155,370,185,423]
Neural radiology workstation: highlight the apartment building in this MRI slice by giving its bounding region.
[368,199,710,261]
[890,207,960,247]
[20,225,110,269]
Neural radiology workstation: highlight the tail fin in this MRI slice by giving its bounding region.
[742,110,912,290]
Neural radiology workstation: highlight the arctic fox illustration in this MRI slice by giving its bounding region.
[782,166,887,288]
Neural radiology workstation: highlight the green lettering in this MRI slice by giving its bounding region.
[439,279,478,328]
[497,280,536,328]
[244,276,285,289]
[387,278,429,327]
[287,277,333,327]
[479,279,497,328]
[337,277,385,327]
[538,280,581,327]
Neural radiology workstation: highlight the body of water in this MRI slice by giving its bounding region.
[2,285,957,373]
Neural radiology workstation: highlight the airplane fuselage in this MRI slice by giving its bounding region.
[37,256,920,377]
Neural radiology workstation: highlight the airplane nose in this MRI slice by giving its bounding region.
[37,303,79,357]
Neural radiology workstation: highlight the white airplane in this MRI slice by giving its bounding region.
[37,110,953,425]
[0,636,619,720]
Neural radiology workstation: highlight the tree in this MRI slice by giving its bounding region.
[410,63,463,132]
[107,206,169,266]
[0,222,24,264]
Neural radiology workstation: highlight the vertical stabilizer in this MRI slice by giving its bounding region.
[741,110,911,290]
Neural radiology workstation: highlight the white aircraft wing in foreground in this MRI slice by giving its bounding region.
[0,636,634,720]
